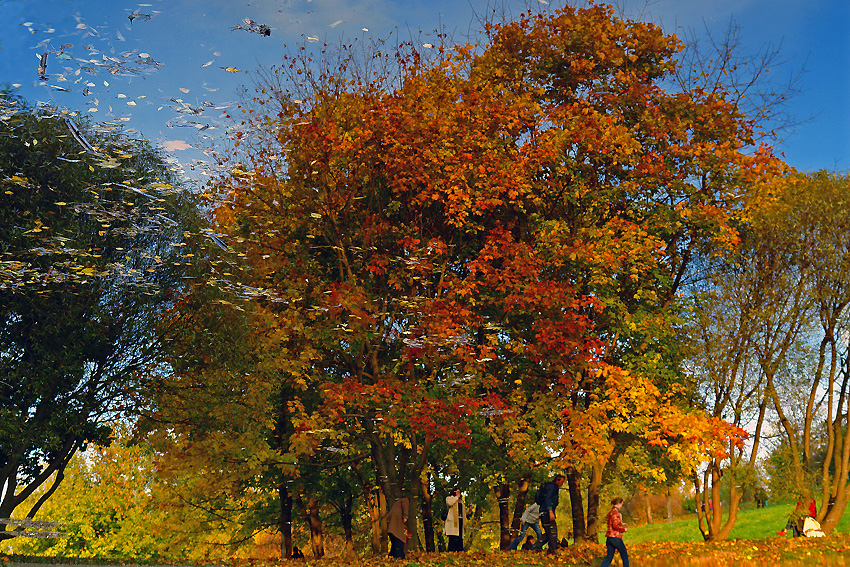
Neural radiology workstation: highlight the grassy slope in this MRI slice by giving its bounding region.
[627,499,850,543]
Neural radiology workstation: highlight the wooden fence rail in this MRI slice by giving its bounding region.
[0,518,68,538]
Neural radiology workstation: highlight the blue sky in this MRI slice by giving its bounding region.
[1,0,847,181]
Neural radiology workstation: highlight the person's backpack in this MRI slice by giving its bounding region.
[440,507,449,521]
[534,484,546,507]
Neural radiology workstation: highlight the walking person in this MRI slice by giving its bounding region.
[444,488,465,551]
[600,497,629,567]
[387,497,410,559]
[508,502,544,550]
[536,474,565,555]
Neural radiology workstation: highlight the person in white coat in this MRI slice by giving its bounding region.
[444,488,465,551]
[508,502,544,550]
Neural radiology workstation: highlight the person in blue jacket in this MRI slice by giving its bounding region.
[536,474,565,555]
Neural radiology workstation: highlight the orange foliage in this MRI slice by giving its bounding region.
[212,1,781,498]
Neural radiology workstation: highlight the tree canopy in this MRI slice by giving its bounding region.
[201,2,765,547]
[0,92,202,534]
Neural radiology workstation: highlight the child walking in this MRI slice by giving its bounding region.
[600,497,629,567]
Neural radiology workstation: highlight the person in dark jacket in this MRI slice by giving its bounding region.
[536,474,565,555]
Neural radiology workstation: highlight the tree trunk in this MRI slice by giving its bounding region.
[340,493,355,560]
[298,495,325,557]
[710,457,743,541]
[645,491,653,525]
[278,484,293,558]
[694,471,709,541]
[494,483,511,549]
[421,471,435,552]
[822,390,850,535]
[820,334,849,534]
[821,491,849,535]
[379,488,389,554]
[586,463,603,542]
[509,473,532,540]
[366,486,382,554]
[566,466,586,541]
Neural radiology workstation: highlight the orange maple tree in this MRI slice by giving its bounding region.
[211,2,777,546]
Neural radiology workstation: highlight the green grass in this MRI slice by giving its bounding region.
[627,499,850,543]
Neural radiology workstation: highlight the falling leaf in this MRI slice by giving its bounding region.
[201,60,214,67]
[179,87,190,93]
[223,66,240,73]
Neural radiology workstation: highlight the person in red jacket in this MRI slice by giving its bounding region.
[600,497,629,567]
[778,496,817,537]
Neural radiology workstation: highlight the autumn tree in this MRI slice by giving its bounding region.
[8,423,173,561]
[468,4,767,540]
[0,94,201,536]
[688,259,773,540]
[135,281,307,558]
[687,171,850,538]
[750,171,850,534]
[211,2,769,549]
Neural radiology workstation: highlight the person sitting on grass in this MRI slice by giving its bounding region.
[777,495,816,537]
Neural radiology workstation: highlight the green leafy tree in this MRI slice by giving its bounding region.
[8,423,169,560]
[0,93,200,535]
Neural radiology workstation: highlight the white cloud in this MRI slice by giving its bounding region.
[162,140,192,151]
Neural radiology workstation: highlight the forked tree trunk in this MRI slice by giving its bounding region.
[298,495,325,557]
